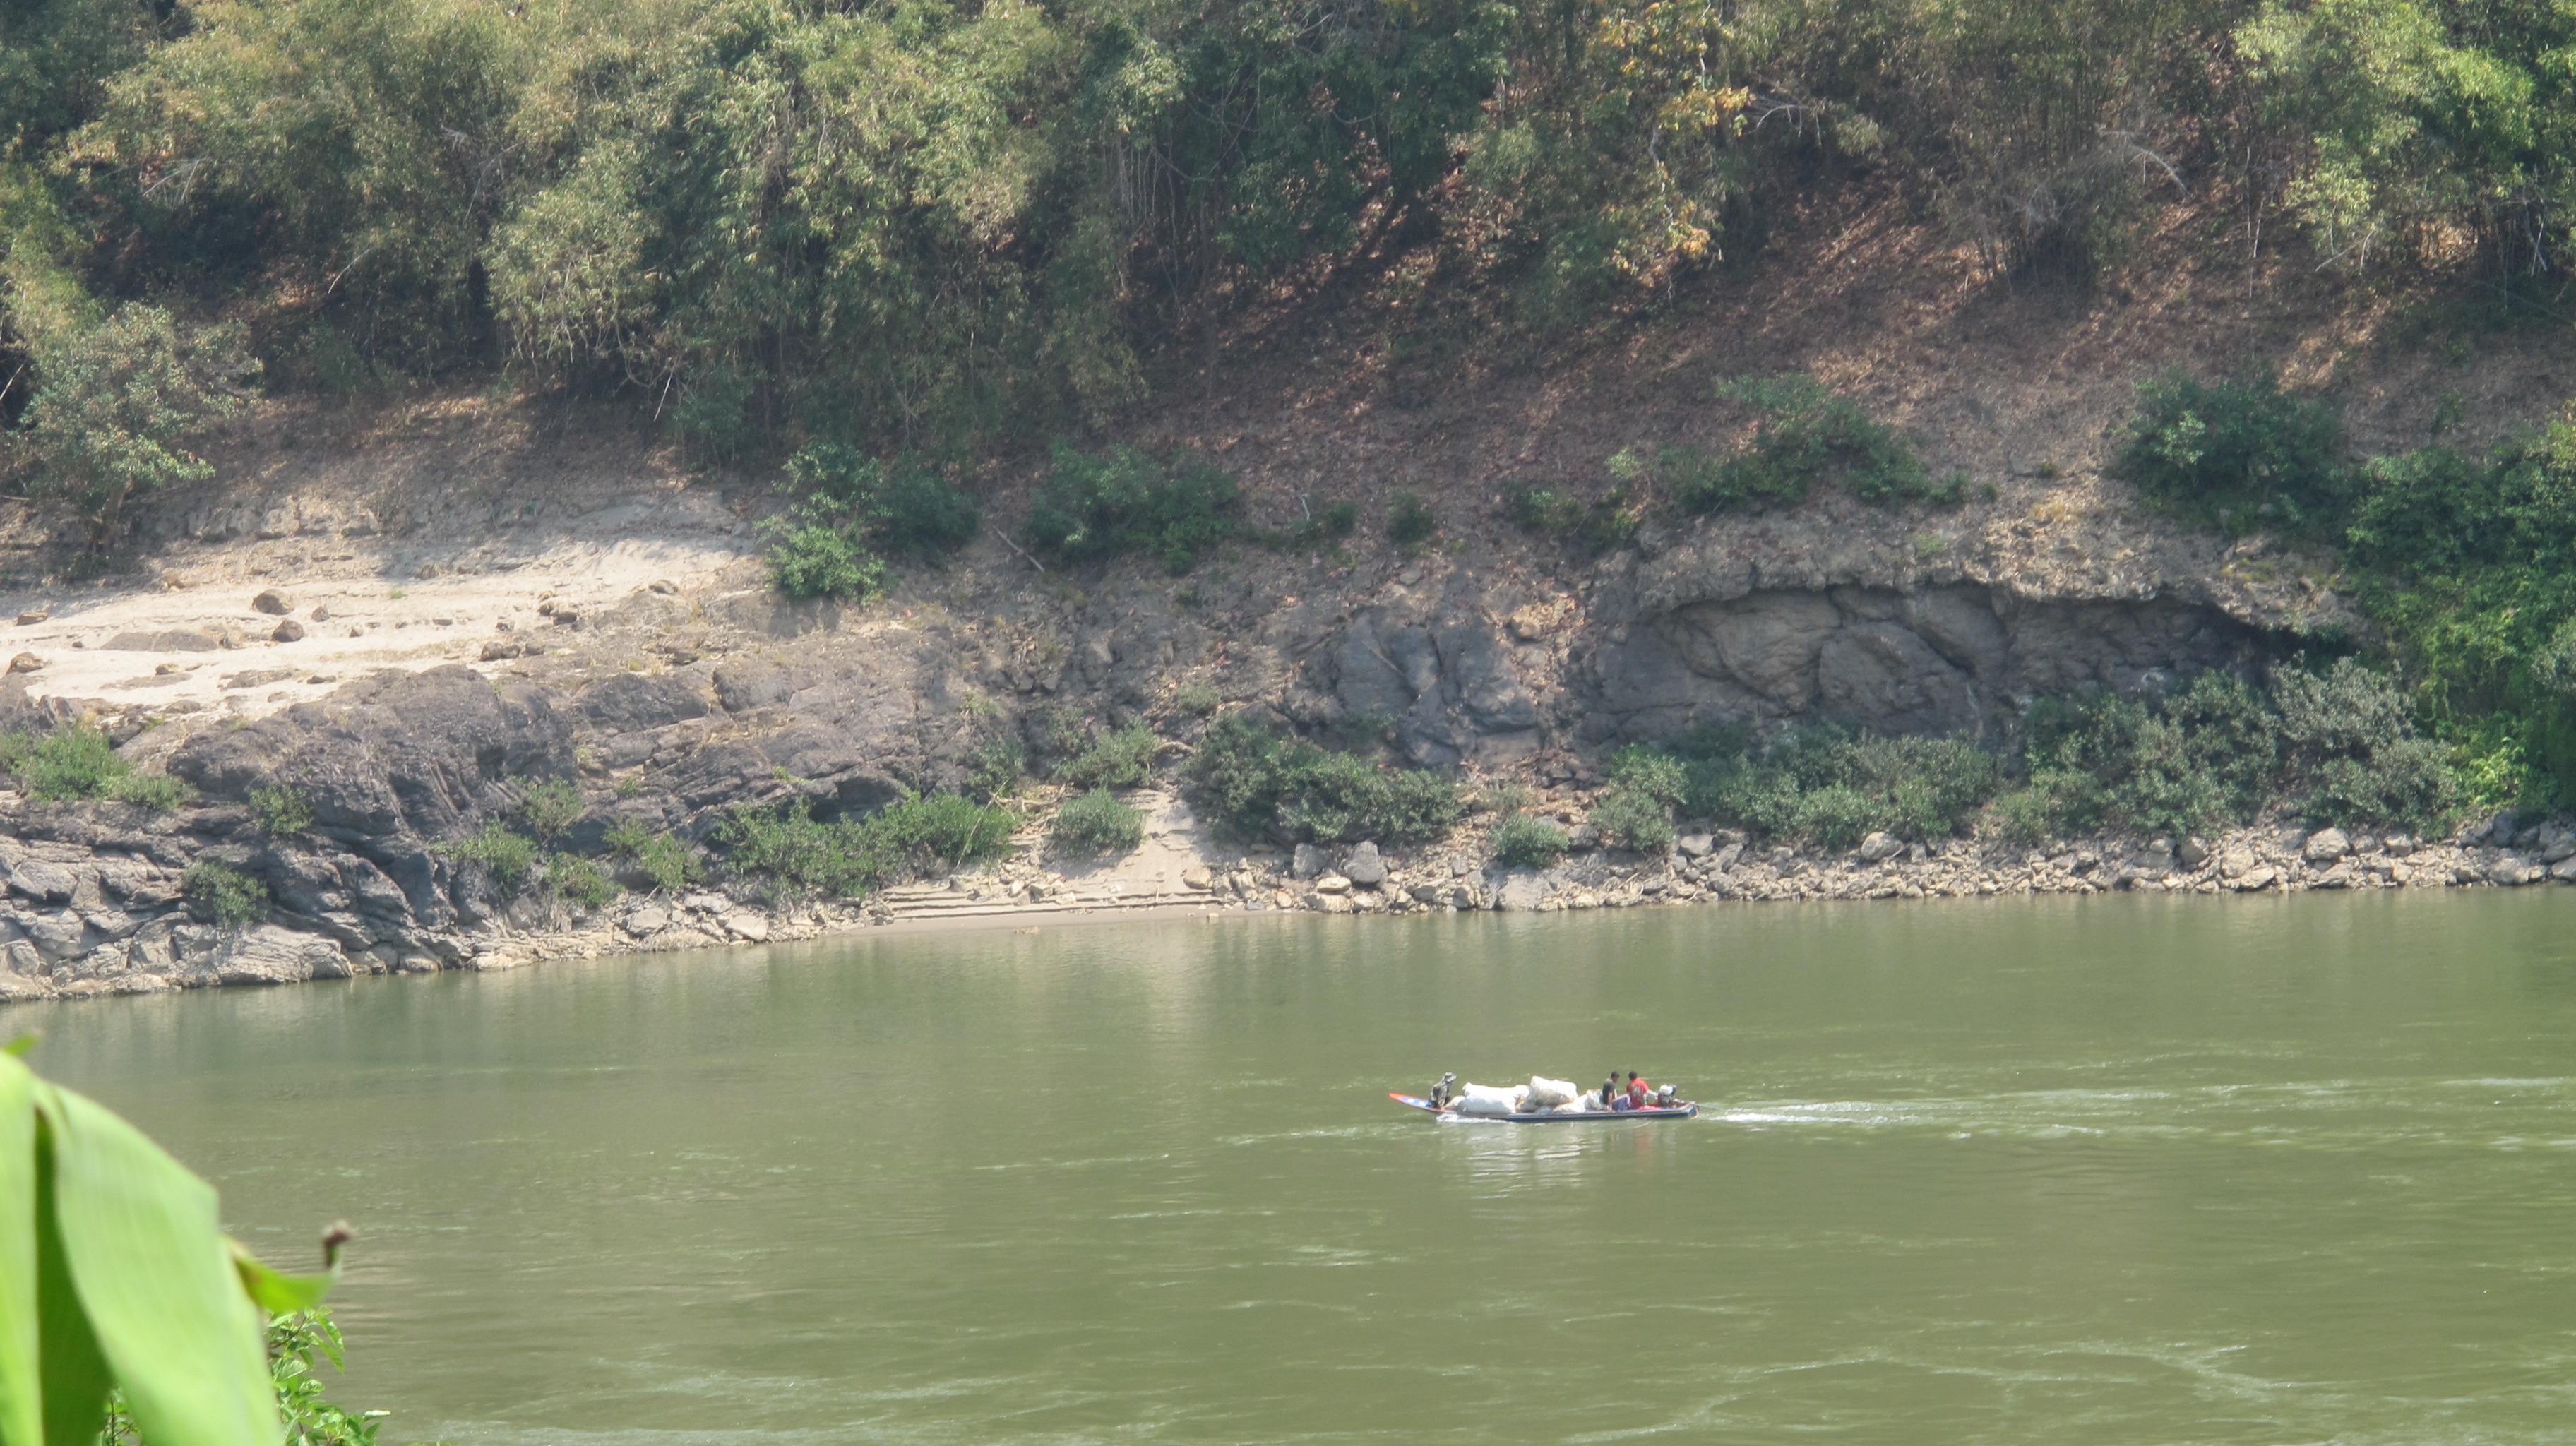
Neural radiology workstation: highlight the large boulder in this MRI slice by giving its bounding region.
[578,673,712,732]
[208,925,350,986]
[2302,828,2350,863]
[1342,841,1388,886]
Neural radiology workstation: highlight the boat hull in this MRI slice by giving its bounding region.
[1388,1092,1699,1123]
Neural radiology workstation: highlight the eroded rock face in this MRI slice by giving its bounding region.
[1314,602,1539,767]
[1583,583,2258,743]
[1296,539,2267,762]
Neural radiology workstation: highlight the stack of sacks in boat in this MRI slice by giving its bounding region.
[1452,1077,1595,1115]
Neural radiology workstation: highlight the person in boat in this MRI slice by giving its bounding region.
[1655,1083,1678,1110]
[1602,1075,1623,1111]
[1626,1072,1652,1110]
[1430,1072,1456,1110]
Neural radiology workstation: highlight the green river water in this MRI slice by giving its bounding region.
[23,890,2576,1444]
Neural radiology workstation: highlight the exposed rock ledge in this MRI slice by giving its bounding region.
[0,457,2386,1005]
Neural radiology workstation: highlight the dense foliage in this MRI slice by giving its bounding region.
[1659,722,2003,848]
[717,791,1015,897]
[2339,421,2576,803]
[1051,787,1146,855]
[13,0,2576,472]
[1025,445,1239,575]
[183,859,269,925]
[2110,367,2576,808]
[604,818,701,894]
[763,443,981,601]
[1602,661,2457,851]
[1186,715,1461,843]
[2113,368,2350,536]
[0,725,191,806]
[1056,724,1159,790]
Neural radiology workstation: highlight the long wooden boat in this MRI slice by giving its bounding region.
[1388,1091,1700,1123]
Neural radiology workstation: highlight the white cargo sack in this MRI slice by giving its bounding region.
[1454,1083,1524,1116]
[1524,1076,1579,1111]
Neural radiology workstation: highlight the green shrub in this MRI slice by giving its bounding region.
[1987,775,2082,844]
[1508,484,1640,553]
[605,819,700,894]
[1051,788,1145,855]
[762,520,890,603]
[1374,767,1467,844]
[1172,683,1222,717]
[518,776,585,842]
[1181,715,1461,844]
[2271,657,2461,827]
[2338,426,2576,803]
[1275,750,1387,841]
[761,443,979,602]
[249,783,314,835]
[966,736,1028,801]
[184,860,268,926]
[0,727,193,808]
[548,854,619,909]
[2020,693,2217,838]
[104,772,193,808]
[1186,715,1299,839]
[1273,748,1462,844]
[1059,724,1158,789]
[1025,443,1239,574]
[1387,491,1438,546]
[1591,746,1687,852]
[18,304,258,553]
[2,726,127,801]
[867,791,1018,870]
[1687,375,1960,513]
[783,443,979,558]
[717,791,1015,897]
[716,800,879,897]
[1667,724,2000,845]
[448,823,540,895]
[2114,368,2349,536]
[1490,811,1569,868]
[1649,441,1808,515]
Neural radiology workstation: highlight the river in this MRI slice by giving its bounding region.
[23,891,2576,1444]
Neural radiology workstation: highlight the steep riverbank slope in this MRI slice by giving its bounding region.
[0,201,2566,1000]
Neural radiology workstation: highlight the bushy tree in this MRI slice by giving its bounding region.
[16,305,256,549]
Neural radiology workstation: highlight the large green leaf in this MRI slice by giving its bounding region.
[31,1122,108,1446]
[0,1051,36,1446]
[32,1083,275,1446]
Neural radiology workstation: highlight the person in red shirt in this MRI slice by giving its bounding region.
[1626,1072,1652,1109]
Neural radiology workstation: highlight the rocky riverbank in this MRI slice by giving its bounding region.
[0,763,2565,1006]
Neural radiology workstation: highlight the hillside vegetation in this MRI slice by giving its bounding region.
[11,0,2576,825]
[6,0,2571,453]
